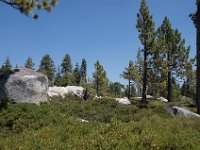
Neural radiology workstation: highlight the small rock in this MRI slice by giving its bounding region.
[77,118,89,122]
[157,97,168,103]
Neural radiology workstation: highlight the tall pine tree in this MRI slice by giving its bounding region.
[61,53,73,86]
[93,60,108,97]
[38,54,56,85]
[156,17,190,102]
[61,53,72,74]
[80,58,87,82]
[136,0,156,103]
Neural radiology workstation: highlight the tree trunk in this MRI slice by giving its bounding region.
[142,48,147,103]
[128,78,131,100]
[167,71,172,102]
[196,2,200,114]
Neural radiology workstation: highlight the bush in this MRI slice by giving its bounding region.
[0,99,8,111]
[0,98,200,149]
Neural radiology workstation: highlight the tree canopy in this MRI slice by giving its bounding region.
[0,0,58,19]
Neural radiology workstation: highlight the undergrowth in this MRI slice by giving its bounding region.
[0,97,200,149]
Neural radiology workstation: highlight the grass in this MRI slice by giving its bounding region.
[0,97,200,149]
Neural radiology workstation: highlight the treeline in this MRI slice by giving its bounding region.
[0,55,134,98]
[120,0,196,103]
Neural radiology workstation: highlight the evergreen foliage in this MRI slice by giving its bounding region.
[93,60,109,97]
[73,63,82,86]
[136,0,156,103]
[54,67,63,86]
[80,58,87,82]
[156,17,190,102]
[0,0,58,19]
[61,54,72,74]
[25,57,35,69]
[1,57,12,73]
[38,54,56,84]
[109,82,124,98]
[121,60,140,99]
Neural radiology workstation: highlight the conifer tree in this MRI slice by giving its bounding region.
[61,54,73,74]
[38,54,56,84]
[54,67,63,86]
[73,63,82,86]
[156,17,190,102]
[109,82,124,98]
[1,56,12,72]
[121,60,140,99]
[0,0,58,19]
[80,58,87,82]
[136,0,156,103]
[61,53,73,86]
[25,57,35,69]
[93,60,108,97]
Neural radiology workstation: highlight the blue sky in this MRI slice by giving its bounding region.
[0,0,196,85]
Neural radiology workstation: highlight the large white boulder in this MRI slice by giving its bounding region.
[116,97,131,105]
[167,106,200,118]
[157,97,168,103]
[48,86,84,98]
[0,68,48,104]
[47,86,67,97]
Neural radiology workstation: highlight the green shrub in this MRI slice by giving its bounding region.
[0,98,200,149]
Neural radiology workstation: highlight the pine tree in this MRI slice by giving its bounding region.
[1,56,12,72]
[156,17,190,102]
[121,60,140,99]
[136,0,156,103]
[25,57,35,69]
[93,60,108,97]
[73,63,82,86]
[61,53,73,86]
[181,58,196,99]
[54,67,64,86]
[38,54,56,84]
[109,82,124,97]
[61,54,73,74]
[0,0,58,19]
[80,58,87,82]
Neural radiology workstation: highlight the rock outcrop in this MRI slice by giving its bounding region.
[48,86,85,98]
[167,106,200,118]
[0,68,48,104]
[116,97,131,105]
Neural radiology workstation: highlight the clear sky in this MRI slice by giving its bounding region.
[0,0,196,85]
